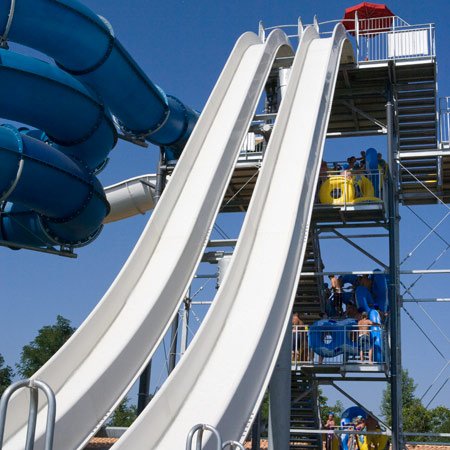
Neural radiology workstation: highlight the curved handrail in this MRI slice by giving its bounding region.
[0,379,56,450]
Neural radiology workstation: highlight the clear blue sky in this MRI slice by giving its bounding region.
[1,0,449,420]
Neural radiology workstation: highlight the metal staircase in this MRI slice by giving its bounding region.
[290,229,324,450]
[294,229,325,325]
[394,63,440,204]
[290,373,322,450]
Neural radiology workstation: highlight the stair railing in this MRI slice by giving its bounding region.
[222,441,245,450]
[0,379,56,450]
[186,424,222,450]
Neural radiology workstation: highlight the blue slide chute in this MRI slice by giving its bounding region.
[0,125,109,247]
[0,49,117,171]
[0,0,199,249]
[0,0,199,151]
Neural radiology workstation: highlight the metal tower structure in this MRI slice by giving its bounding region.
[149,13,449,450]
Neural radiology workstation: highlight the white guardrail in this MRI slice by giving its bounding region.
[261,15,435,65]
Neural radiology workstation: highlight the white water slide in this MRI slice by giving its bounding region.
[113,25,354,449]
[3,30,292,450]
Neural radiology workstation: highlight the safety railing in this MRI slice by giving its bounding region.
[186,424,245,450]
[354,17,435,63]
[292,325,387,368]
[259,15,435,65]
[316,167,386,208]
[439,97,450,149]
[239,132,266,162]
[0,379,56,450]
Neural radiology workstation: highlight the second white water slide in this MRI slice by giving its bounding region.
[113,24,354,449]
[3,30,292,450]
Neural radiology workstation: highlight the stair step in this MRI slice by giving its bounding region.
[398,126,436,134]
[396,82,435,91]
[396,97,435,106]
[398,114,436,124]
[397,104,435,114]
[397,90,435,99]
[399,137,437,146]
[400,145,438,152]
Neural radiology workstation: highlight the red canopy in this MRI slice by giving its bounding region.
[342,2,395,35]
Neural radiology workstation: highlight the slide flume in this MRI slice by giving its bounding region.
[3,29,290,450]
[113,25,354,449]
[0,0,198,249]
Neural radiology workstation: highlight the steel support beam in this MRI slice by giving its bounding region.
[387,96,404,450]
[300,269,450,276]
[328,381,391,431]
[180,296,191,356]
[168,311,179,374]
[137,148,167,414]
[331,229,388,269]
[402,297,450,303]
[268,323,291,450]
[319,233,389,240]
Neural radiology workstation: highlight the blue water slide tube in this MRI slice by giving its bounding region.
[365,147,380,196]
[0,125,109,246]
[371,271,389,312]
[340,406,367,450]
[369,309,383,362]
[0,48,116,171]
[0,0,199,156]
[309,319,350,357]
[340,274,359,286]
[355,285,373,312]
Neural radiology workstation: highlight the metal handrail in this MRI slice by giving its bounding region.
[222,441,245,450]
[260,15,435,64]
[316,167,385,208]
[0,379,56,450]
[439,97,450,148]
[186,424,222,450]
[292,324,388,367]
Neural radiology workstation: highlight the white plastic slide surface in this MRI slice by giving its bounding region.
[103,174,157,223]
[113,25,354,450]
[4,30,291,450]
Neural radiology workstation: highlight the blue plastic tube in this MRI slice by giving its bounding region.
[0,0,198,151]
[0,48,116,171]
[0,125,109,247]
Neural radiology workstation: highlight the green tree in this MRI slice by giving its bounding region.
[0,354,13,396]
[319,389,344,425]
[108,397,137,427]
[381,369,417,426]
[17,315,76,378]
[380,369,450,442]
[428,405,450,442]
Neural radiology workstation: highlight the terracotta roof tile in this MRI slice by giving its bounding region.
[85,437,119,449]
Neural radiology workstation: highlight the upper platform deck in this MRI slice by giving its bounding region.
[221,15,449,215]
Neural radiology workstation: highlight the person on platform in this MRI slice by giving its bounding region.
[329,275,343,316]
[358,312,375,363]
[325,412,337,450]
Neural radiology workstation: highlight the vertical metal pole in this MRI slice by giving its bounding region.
[268,323,292,450]
[386,98,404,450]
[267,67,292,450]
[137,147,167,414]
[24,386,38,450]
[251,409,261,450]
[180,295,191,356]
[168,312,179,374]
